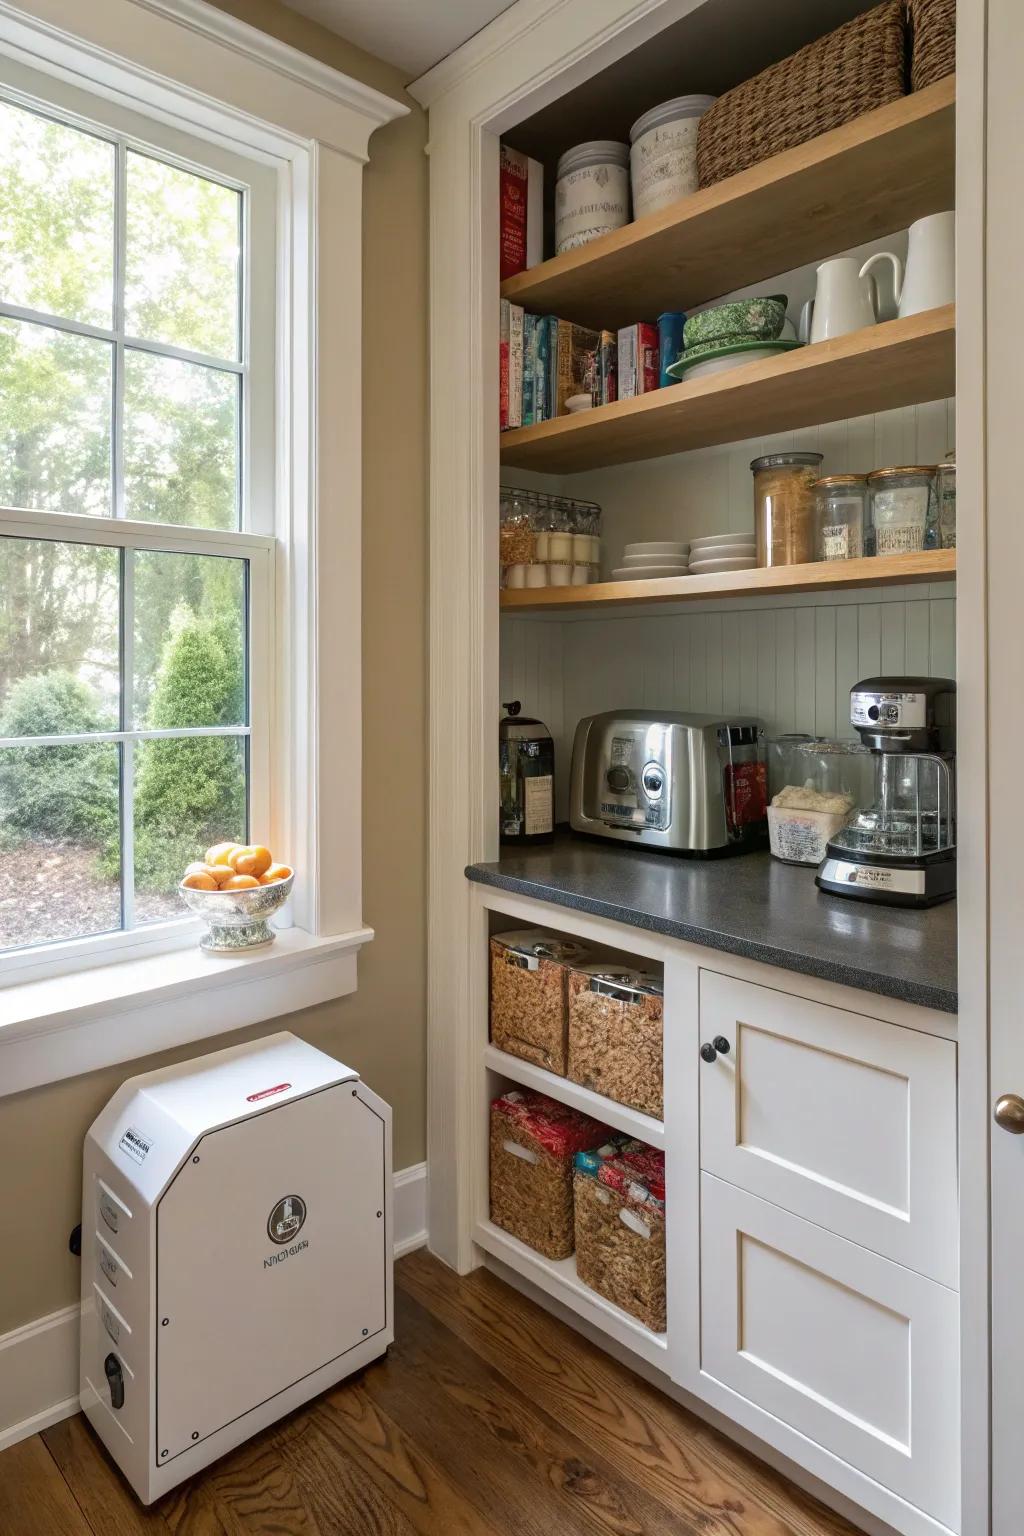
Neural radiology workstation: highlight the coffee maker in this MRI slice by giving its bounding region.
[816,678,956,907]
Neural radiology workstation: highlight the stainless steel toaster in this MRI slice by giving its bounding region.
[568,710,766,853]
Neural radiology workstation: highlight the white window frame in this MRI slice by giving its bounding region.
[0,60,278,970]
[0,0,407,1095]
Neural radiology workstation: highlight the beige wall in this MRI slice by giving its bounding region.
[0,2,428,1336]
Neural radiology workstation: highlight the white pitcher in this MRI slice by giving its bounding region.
[859,211,955,319]
[798,257,880,345]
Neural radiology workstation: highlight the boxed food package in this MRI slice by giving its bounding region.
[490,1089,610,1259]
[490,929,598,1075]
[574,1139,666,1331]
[567,965,664,1118]
[768,784,856,865]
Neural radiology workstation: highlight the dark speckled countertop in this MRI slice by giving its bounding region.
[466,831,957,1013]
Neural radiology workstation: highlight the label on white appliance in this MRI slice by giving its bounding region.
[99,1244,120,1287]
[118,1125,152,1165]
[524,775,553,836]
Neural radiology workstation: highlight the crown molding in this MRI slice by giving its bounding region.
[407,0,696,116]
[407,0,574,108]
[130,0,408,126]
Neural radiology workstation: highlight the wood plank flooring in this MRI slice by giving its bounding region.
[0,1251,863,1536]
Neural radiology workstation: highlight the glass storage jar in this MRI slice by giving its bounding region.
[867,467,936,556]
[767,734,815,799]
[751,451,823,567]
[499,486,537,585]
[767,739,872,865]
[936,455,956,548]
[814,474,868,560]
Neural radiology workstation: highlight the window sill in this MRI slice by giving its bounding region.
[0,924,374,1098]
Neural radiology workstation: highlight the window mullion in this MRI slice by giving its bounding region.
[113,138,127,521]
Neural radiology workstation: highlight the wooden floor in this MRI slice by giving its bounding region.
[0,1250,863,1536]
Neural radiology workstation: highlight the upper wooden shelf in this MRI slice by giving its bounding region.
[500,78,955,331]
[500,549,956,614]
[499,305,955,475]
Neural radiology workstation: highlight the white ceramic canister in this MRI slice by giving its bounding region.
[629,95,716,220]
[555,141,630,254]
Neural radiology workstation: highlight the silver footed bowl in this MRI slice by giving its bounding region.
[178,872,294,953]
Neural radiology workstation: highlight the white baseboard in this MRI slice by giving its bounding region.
[0,1305,80,1454]
[393,1161,428,1258]
[0,1161,428,1455]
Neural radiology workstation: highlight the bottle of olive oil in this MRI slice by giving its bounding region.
[499,701,554,845]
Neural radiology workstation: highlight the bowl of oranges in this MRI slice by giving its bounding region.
[179,842,294,952]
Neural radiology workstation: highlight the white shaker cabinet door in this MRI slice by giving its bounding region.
[700,1176,960,1533]
[698,971,958,1287]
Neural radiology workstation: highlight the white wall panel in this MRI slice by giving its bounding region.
[555,398,956,577]
[502,586,956,816]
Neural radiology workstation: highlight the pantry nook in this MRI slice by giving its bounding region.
[411,3,991,1535]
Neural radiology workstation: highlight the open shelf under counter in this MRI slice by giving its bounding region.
[500,80,955,332]
[483,1043,665,1148]
[499,307,955,475]
[501,548,956,614]
[474,1219,669,1369]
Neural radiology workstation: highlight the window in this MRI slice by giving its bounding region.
[0,78,274,958]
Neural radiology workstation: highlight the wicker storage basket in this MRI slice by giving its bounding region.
[696,1,907,189]
[574,1140,666,1331]
[567,965,664,1118]
[908,0,955,91]
[490,929,598,1076]
[489,1090,610,1260]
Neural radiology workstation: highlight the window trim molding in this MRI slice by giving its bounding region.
[0,0,407,1071]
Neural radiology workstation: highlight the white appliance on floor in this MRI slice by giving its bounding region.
[79,1031,392,1504]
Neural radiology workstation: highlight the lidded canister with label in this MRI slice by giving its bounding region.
[814,474,868,561]
[629,94,716,219]
[555,141,629,254]
[866,466,936,555]
[500,700,555,845]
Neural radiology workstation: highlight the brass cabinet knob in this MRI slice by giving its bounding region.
[994,1094,1024,1133]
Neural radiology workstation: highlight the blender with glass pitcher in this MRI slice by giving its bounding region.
[816,678,956,907]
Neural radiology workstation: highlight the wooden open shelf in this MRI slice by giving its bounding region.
[499,305,955,475]
[475,1219,668,1368]
[483,1043,665,1147]
[500,78,955,331]
[501,549,956,613]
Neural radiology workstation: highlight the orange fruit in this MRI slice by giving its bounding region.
[206,841,241,867]
[260,863,292,884]
[205,864,235,887]
[222,873,259,890]
[182,871,217,890]
[184,861,210,877]
[229,844,272,878]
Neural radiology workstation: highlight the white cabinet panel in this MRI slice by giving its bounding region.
[699,971,958,1286]
[700,1176,960,1532]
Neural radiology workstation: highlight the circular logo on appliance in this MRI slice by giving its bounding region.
[267,1195,306,1244]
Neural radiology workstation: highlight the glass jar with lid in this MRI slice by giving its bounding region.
[936,455,956,548]
[751,451,823,567]
[814,474,868,561]
[499,486,537,586]
[866,467,935,556]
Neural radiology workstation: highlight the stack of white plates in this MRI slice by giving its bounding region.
[688,531,757,575]
[611,540,690,582]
